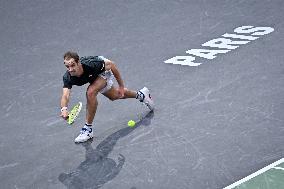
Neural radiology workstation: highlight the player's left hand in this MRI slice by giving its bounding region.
[118,86,125,98]
[60,109,69,120]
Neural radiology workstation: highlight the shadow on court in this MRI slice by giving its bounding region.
[58,111,154,189]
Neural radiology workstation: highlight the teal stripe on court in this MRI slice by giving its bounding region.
[224,158,284,189]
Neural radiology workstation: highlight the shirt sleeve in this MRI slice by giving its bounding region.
[90,56,106,75]
[63,73,72,89]
[80,56,106,75]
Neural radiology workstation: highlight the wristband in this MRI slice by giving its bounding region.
[61,107,68,112]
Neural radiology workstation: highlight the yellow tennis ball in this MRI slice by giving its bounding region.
[128,120,136,127]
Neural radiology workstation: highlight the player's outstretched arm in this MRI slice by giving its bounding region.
[60,88,71,119]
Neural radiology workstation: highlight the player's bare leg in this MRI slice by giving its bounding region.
[102,86,136,101]
[86,77,107,124]
[103,86,154,111]
[75,77,107,143]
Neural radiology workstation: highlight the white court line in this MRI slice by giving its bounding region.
[273,167,284,171]
[0,163,19,169]
[224,158,284,189]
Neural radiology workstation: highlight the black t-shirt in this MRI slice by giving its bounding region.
[63,56,105,89]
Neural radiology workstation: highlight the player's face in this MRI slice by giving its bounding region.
[64,58,81,76]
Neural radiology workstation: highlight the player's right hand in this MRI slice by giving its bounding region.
[60,110,69,120]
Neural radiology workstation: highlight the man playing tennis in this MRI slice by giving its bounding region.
[60,51,154,143]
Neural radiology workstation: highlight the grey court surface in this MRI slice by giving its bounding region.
[0,0,284,189]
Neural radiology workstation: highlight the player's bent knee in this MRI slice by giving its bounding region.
[108,93,120,101]
[106,90,121,101]
[86,88,99,98]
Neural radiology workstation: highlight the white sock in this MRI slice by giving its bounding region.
[84,123,92,131]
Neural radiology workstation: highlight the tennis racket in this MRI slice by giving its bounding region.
[67,102,82,125]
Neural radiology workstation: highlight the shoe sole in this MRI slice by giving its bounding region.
[144,102,154,111]
[74,135,94,143]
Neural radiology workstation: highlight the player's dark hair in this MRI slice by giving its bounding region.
[63,51,79,63]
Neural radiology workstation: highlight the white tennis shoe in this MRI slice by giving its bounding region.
[74,127,93,143]
[138,87,154,111]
